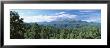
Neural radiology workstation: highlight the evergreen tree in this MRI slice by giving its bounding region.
[10,11,25,39]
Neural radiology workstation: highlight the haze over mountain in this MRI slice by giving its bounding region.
[11,9,101,23]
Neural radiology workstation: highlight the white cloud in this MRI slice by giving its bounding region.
[19,13,25,15]
[56,11,77,18]
[58,14,77,18]
[82,16,101,22]
[82,19,98,22]
[20,16,57,23]
[55,11,66,15]
[79,10,94,12]
[58,11,66,14]
[20,12,77,23]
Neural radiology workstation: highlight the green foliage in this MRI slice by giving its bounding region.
[10,11,25,39]
[10,11,101,39]
[24,23,41,39]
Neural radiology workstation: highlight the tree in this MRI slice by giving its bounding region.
[24,23,41,39]
[10,11,25,39]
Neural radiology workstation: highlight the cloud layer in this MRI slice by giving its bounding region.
[20,12,77,23]
[14,9,101,23]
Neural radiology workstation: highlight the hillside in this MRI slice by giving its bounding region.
[37,20,101,29]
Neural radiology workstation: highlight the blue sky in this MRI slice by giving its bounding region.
[10,9,101,23]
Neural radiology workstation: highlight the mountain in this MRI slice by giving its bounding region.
[37,19,101,29]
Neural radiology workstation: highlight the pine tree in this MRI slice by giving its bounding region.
[10,11,25,39]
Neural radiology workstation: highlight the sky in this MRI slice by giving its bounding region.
[10,9,101,23]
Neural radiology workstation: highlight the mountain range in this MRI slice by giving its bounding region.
[36,19,101,29]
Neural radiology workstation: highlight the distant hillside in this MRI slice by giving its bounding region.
[37,20,101,29]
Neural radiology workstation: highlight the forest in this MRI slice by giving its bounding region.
[10,11,101,39]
